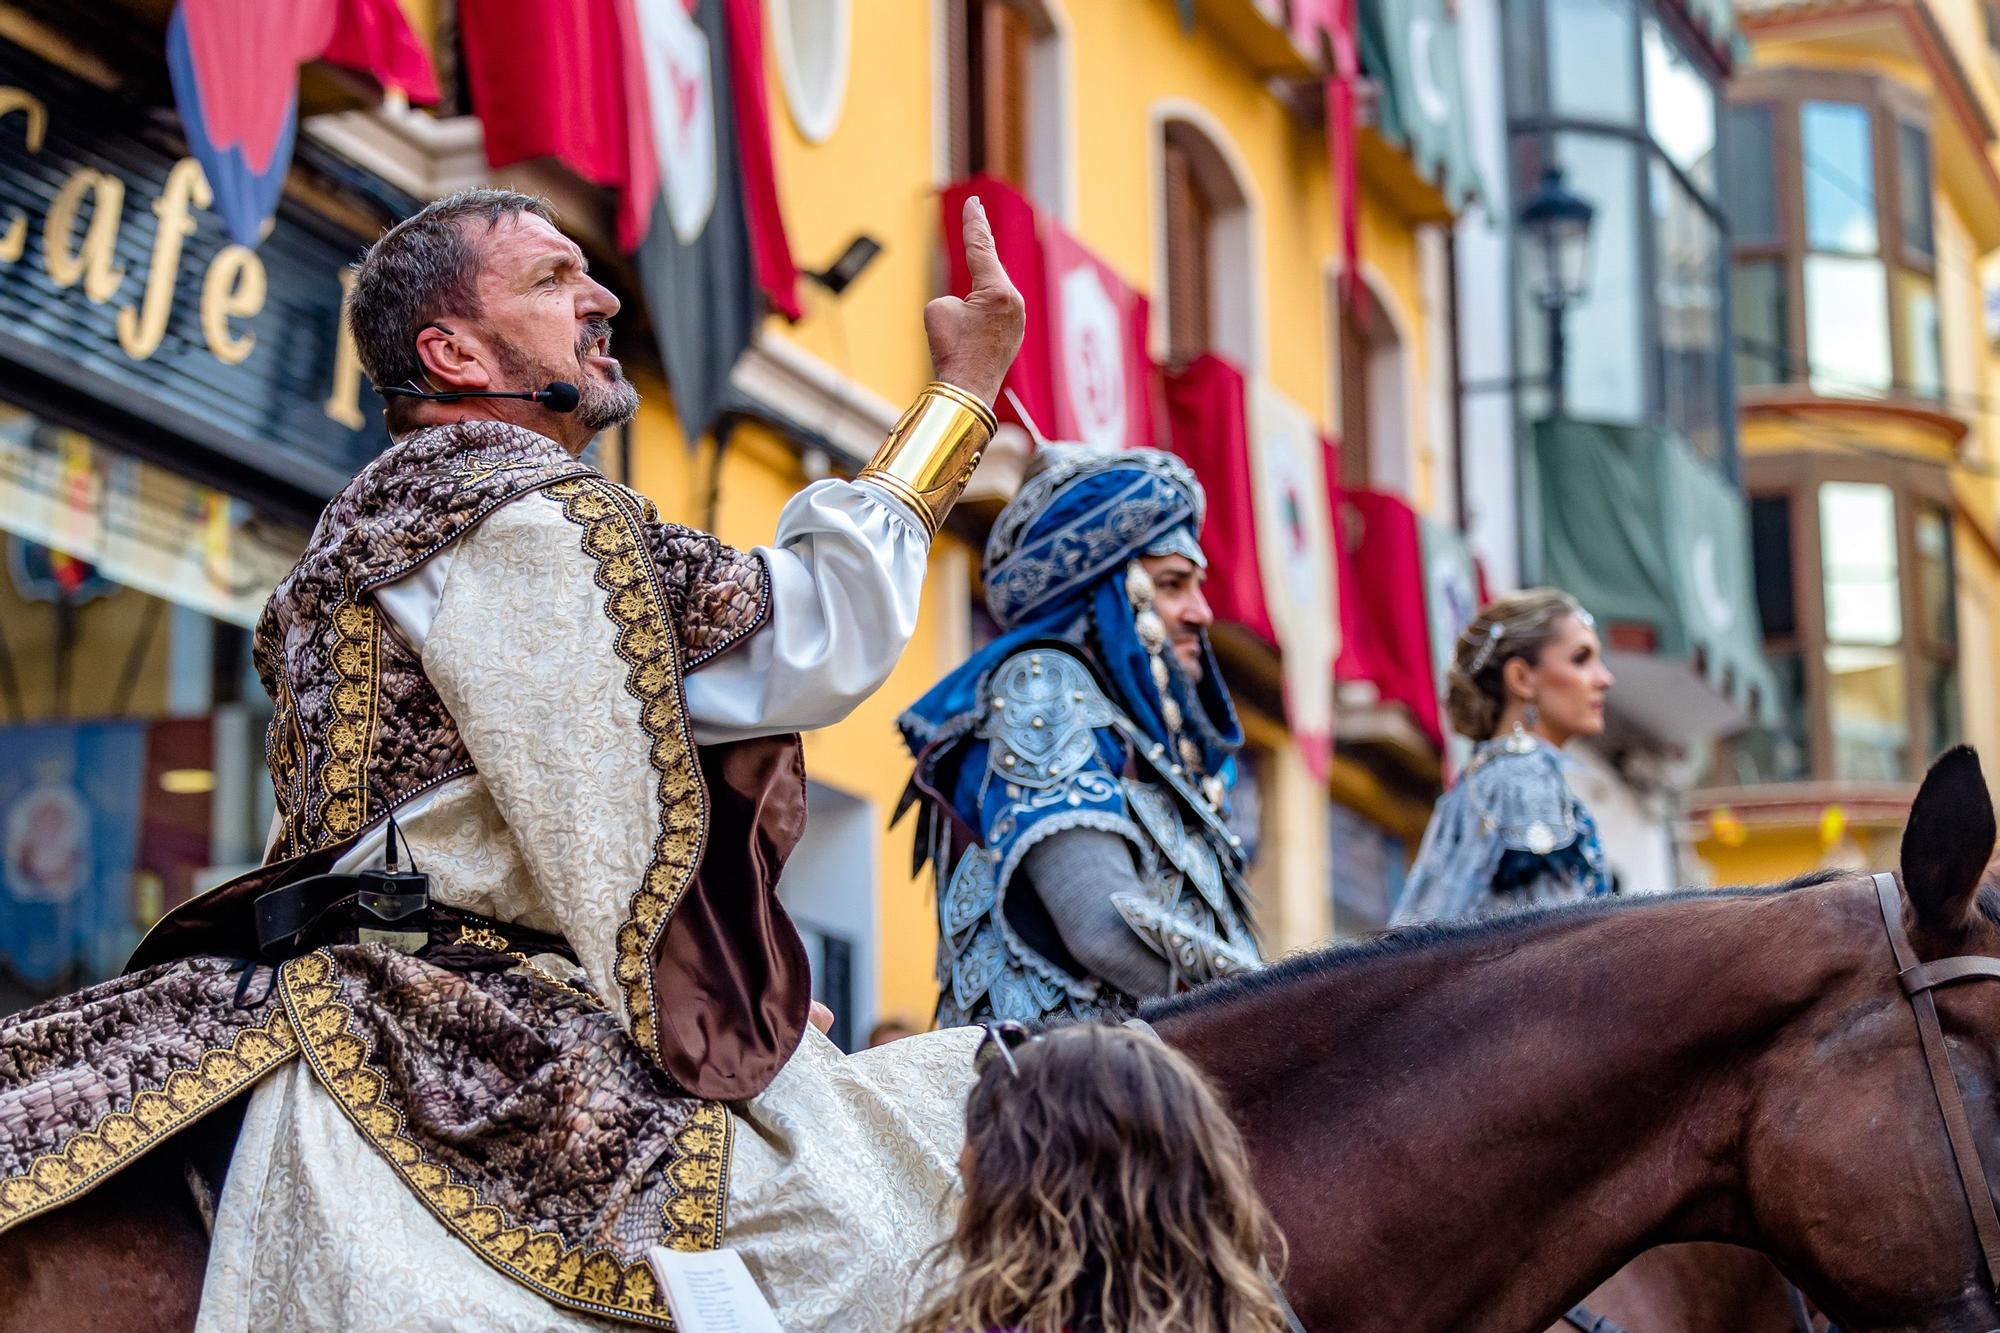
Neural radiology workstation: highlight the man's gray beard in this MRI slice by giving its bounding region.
[575,369,641,432]
[499,345,641,433]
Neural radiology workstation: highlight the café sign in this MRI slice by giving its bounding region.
[0,41,390,501]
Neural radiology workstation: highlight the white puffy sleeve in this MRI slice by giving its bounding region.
[679,478,931,745]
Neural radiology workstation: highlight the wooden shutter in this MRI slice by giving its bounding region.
[980,1,1031,189]
[948,0,973,180]
[1338,303,1372,488]
[1163,134,1213,366]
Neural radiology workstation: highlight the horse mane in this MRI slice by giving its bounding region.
[1143,869,1854,1024]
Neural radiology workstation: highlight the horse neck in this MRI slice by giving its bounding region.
[1156,885,1852,1333]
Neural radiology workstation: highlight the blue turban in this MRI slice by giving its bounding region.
[899,446,1242,804]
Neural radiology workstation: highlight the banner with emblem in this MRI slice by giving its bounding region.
[1247,380,1338,779]
[1043,221,1154,450]
[0,722,146,995]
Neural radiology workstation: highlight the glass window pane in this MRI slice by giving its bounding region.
[1550,0,1637,125]
[1898,120,1934,258]
[1826,644,1908,780]
[1724,105,1778,243]
[1898,270,1943,400]
[1732,261,1789,387]
[1750,494,1796,637]
[0,407,304,1011]
[1549,132,1645,421]
[1652,159,1723,459]
[1803,101,1878,254]
[1927,656,1961,758]
[1705,651,1811,785]
[1917,503,1956,647]
[1820,481,1901,646]
[1643,18,1717,189]
[1804,255,1890,396]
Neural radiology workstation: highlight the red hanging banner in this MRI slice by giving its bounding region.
[1163,354,1276,647]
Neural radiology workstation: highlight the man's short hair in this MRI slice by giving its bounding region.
[349,188,555,432]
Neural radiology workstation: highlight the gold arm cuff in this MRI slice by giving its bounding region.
[857,382,998,536]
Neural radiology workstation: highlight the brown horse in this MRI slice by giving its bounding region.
[1151,743,2000,1331]
[5,745,1996,1330]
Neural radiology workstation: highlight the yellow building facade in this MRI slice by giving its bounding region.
[1692,0,2000,881]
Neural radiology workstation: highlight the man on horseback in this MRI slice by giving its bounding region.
[0,187,1022,1329]
[899,445,1262,1028]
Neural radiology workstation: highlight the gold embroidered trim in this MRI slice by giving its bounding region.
[659,1100,731,1253]
[280,950,720,1327]
[266,677,306,858]
[0,1005,298,1236]
[542,478,705,1064]
[315,598,380,844]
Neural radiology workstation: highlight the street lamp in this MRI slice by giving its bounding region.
[1518,165,1596,418]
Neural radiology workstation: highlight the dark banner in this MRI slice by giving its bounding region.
[0,40,395,503]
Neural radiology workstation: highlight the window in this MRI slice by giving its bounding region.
[1898,121,1934,260]
[772,0,851,143]
[1335,279,1407,490]
[1643,16,1716,188]
[0,407,305,1012]
[1157,115,1258,371]
[946,0,1066,211]
[1509,0,1730,462]
[1724,105,1778,244]
[1548,0,1638,126]
[1653,159,1724,459]
[1915,504,1960,756]
[1722,463,1959,788]
[1723,78,1945,403]
[1163,132,1214,366]
[1732,261,1788,387]
[1802,102,1877,253]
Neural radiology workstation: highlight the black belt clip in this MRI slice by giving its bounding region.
[356,864,430,954]
[253,814,431,959]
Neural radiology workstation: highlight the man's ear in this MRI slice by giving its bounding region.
[414,324,493,392]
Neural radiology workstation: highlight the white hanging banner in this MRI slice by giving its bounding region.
[1247,379,1338,777]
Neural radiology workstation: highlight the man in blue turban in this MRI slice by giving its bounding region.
[899,444,1262,1027]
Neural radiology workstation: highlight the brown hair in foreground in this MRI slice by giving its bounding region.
[902,1023,1288,1333]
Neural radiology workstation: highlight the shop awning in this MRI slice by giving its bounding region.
[1356,0,1482,209]
[1532,419,1779,744]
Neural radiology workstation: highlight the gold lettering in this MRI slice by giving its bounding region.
[43,168,126,302]
[323,267,366,430]
[0,87,45,263]
[116,157,210,361]
[200,244,265,365]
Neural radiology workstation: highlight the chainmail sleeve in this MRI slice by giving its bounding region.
[1021,829,1174,999]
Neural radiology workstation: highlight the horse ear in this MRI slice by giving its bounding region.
[1902,745,1997,932]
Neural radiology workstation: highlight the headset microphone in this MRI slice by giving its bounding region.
[377,381,581,414]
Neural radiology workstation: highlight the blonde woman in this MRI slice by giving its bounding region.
[902,1023,1288,1333]
[1391,589,1616,926]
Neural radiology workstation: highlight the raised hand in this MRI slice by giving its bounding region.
[924,196,1026,408]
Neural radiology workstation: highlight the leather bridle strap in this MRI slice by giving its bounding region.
[1561,1304,1628,1333]
[1872,871,2000,1293]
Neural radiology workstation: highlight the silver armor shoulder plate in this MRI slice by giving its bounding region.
[977,649,1124,790]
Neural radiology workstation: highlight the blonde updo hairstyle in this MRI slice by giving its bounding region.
[1444,588,1588,742]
